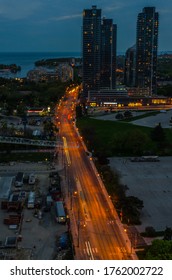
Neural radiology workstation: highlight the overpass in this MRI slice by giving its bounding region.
[0,136,58,147]
[0,136,78,149]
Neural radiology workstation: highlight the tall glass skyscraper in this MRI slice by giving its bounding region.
[135,7,159,95]
[101,18,117,89]
[82,6,117,96]
[82,5,102,95]
[124,44,136,87]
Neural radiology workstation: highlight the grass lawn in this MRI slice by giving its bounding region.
[77,117,172,156]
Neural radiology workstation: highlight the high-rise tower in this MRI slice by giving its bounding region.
[135,7,159,95]
[82,6,117,97]
[82,5,102,95]
[124,45,136,87]
[101,18,117,89]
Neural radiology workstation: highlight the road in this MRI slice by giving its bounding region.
[56,89,137,260]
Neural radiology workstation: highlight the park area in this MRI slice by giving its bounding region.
[77,109,172,158]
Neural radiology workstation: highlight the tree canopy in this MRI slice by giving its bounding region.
[145,239,172,260]
[151,123,166,142]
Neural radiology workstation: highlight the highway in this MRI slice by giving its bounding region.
[56,89,137,260]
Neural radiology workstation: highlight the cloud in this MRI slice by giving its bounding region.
[0,0,171,52]
[49,14,81,21]
[160,8,172,15]
[104,2,126,12]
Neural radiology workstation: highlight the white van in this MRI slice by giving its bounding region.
[27,191,35,209]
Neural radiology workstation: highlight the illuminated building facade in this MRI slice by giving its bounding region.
[82,6,117,96]
[135,7,159,95]
[124,45,136,87]
[101,18,117,89]
[82,5,102,95]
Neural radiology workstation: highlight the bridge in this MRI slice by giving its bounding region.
[0,136,78,149]
[0,136,59,147]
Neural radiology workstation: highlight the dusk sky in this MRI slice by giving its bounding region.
[0,0,171,53]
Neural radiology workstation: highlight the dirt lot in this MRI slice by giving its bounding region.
[109,156,172,232]
[20,205,67,260]
[0,162,68,260]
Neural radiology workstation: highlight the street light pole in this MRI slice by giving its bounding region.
[77,208,80,247]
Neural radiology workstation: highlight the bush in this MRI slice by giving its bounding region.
[115,113,124,119]
[145,226,156,237]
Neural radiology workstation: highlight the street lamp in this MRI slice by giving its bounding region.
[44,158,49,171]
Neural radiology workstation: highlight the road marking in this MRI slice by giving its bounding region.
[92,247,98,253]
[85,241,94,260]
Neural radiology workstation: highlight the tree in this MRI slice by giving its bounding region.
[17,102,26,116]
[145,226,156,237]
[124,110,133,118]
[43,120,53,137]
[151,122,166,142]
[164,227,172,240]
[110,131,128,155]
[96,152,110,165]
[145,239,172,260]
[115,113,124,120]
[119,196,144,224]
[75,105,83,118]
[81,126,96,149]
[125,129,149,155]
[0,120,8,135]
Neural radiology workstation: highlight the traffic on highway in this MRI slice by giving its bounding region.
[55,86,137,260]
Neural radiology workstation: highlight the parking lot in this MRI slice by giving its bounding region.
[132,109,172,128]
[109,156,172,232]
[0,162,68,260]
[93,109,172,128]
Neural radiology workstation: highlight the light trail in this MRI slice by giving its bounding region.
[62,136,71,166]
